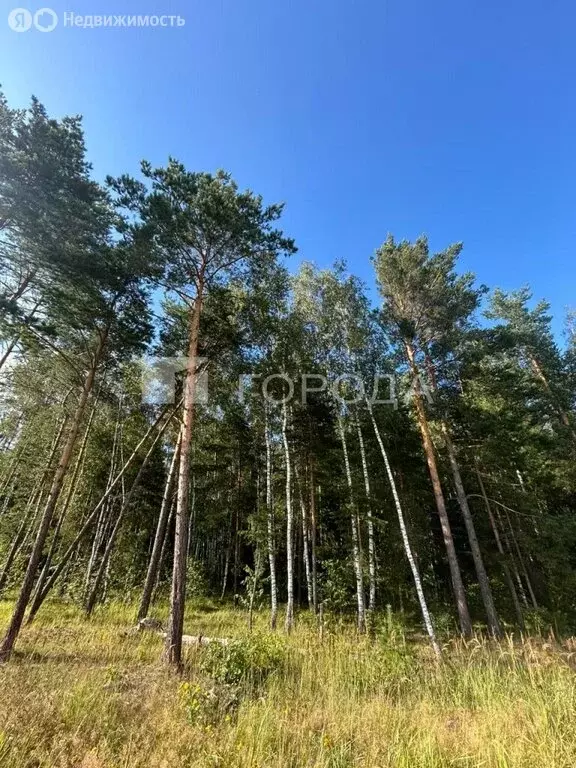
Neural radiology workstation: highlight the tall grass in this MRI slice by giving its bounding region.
[0,599,575,767]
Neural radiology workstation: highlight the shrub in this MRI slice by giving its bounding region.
[199,634,286,688]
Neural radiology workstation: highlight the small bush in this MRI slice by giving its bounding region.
[179,681,238,725]
[199,634,286,688]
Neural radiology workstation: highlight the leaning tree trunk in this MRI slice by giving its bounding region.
[354,411,377,611]
[84,404,122,597]
[282,402,295,633]
[0,299,41,373]
[165,275,204,668]
[85,415,174,616]
[442,423,501,637]
[0,410,68,598]
[0,338,104,662]
[502,505,538,610]
[405,343,472,637]
[528,352,576,444]
[338,417,366,634]
[366,398,440,657]
[137,434,181,621]
[475,462,525,631]
[153,496,176,600]
[27,406,169,623]
[264,403,278,629]
[0,483,44,597]
[31,399,97,613]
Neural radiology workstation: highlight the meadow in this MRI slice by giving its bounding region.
[1,600,575,768]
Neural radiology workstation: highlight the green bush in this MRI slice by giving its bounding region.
[199,634,286,688]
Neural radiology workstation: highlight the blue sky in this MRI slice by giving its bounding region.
[1,0,575,337]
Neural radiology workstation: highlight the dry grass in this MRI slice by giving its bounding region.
[1,599,575,767]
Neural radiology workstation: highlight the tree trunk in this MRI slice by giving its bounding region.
[264,404,278,629]
[338,417,366,634]
[153,496,176,600]
[503,506,538,609]
[27,407,169,622]
[248,547,263,632]
[0,339,103,662]
[30,399,97,615]
[442,424,501,637]
[0,484,43,596]
[294,460,313,610]
[405,342,472,637]
[528,353,576,443]
[282,402,295,633]
[366,399,440,657]
[0,299,41,373]
[354,411,377,611]
[86,414,174,616]
[309,459,318,612]
[137,434,181,621]
[165,275,204,668]
[475,463,525,631]
[0,411,68,597]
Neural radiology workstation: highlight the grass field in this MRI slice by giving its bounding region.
[1,599,575,767]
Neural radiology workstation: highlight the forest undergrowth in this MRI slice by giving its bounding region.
[1,599,575,768]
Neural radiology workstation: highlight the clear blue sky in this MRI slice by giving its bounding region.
[1,0,574,337]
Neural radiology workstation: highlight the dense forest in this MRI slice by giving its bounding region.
[1,92,576,671]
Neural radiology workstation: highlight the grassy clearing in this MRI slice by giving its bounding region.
[0,600,575,767]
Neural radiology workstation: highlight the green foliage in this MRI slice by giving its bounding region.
[199,634,287,688]
[186,559,208,599]
[321,559,354,614]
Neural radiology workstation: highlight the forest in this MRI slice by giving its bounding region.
[1,93,576,768]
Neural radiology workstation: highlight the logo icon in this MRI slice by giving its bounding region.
[8,8,32,31]
[34,7,57,31]
[140,356,209,406]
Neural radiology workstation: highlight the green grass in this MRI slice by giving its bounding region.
[1,599,575,767]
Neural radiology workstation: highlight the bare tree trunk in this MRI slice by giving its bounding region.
[165,274,204,668]
[137,434,181,621]
[294,459,313,610]
[282,402,295,633]
[86,409,175,615]
[405,343,472,637]
[0,299,41,373]
[503,507,538,609]
[0,413,67,597]
[529,353,576,443]
[442,424,501,637]
[0,339,103,662]
[0,485,43,596]
[366,399,440,657]
[84,399,125,598]
[27,407,170,622]
[338,417,366,634]
[84,407,122,596]
[30,399,97,614]
[248,547,263,632]
[264,404,278,629]
[153,496,176,600]
[220,525,232,601]
[309,459,318,612]
[354,411,377,611]
[475,463,525,631]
